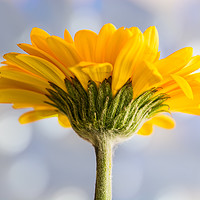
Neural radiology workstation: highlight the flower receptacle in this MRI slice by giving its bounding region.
[46,77,169,147]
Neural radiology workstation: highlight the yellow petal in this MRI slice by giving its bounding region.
[132,61,163,98]
[155,51,161,61]
[155,78,179,96]
[82,62,113,84]
[0,89,48,105]
[0,77,47,94]
[64,29,74,44]
[19,110,58,124]
[112,31,144,95]
[149,115,175,129]
[129,27,142,36]
[171,74,193,99]
[68,62,91,90]
[74,30,97,61]
[173,107,200,115]
[137,115,175,136]
[13,104,53,109]
[18,43,72,77]
[105,27,133,65]
[58,113,71,128]
[95,23,116,62]
[1,61,11,65]
[3,53,43,76]
[143,26,159,62]
[0,69,49,93]
[17,55,66,90]
[30,27,53,55]
[137,121,153,136]
[166,86,200,111]
[155,47,193,76]
[185,73,200,83]
[176,55,200,76]
[46,36,81,67]
[0,65,24,71]
[0,76,26,89]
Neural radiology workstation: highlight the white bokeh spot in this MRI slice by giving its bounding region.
[0,114,32,155]
[7,157,50,199]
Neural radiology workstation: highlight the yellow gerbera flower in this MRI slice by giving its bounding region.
[1,23,200,200]
[1,23,200,138]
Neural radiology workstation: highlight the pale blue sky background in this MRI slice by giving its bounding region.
[0,0,200,200]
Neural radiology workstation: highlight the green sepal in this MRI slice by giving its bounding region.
[64,78,81,103]
[71,77,88,102]
[106,82,129,125]
[99,96,110,128]
[45,77,170,146]
[88,80,98,123]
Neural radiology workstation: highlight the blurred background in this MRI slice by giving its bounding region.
[0,0,200,199]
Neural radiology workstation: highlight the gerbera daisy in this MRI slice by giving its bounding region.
[1,23,200,199]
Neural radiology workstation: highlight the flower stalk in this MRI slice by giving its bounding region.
[94,140,113,200]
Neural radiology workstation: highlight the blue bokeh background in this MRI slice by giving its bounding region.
[0,0,200,199]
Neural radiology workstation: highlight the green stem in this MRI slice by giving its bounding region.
[94,140,113,200]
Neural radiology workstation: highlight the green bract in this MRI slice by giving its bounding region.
[46,77,169,146]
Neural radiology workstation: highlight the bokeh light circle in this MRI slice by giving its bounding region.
[7,158,50,199]
[0,114,32,155]
[51,187,89,200]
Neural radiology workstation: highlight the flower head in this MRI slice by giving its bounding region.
[1,24,200,144]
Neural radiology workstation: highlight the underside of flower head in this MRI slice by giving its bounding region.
[0,23,200,138]
[45,77,169,145]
